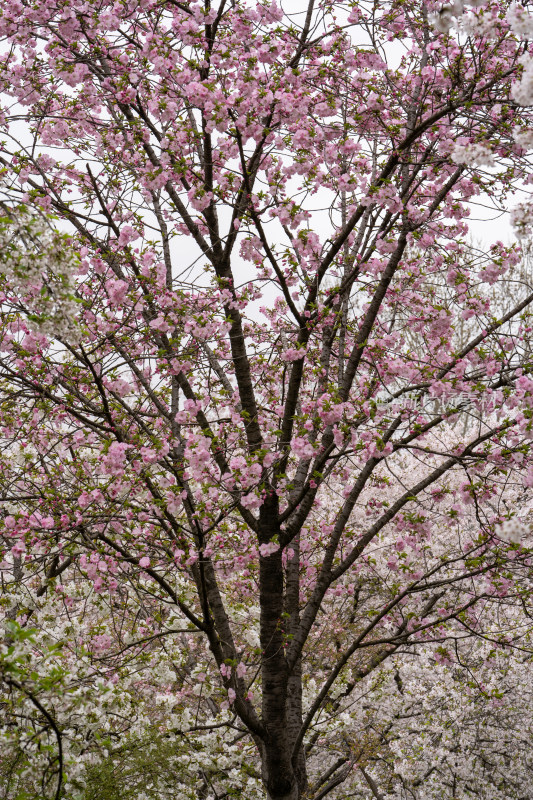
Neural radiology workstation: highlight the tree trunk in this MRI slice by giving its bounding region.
[259,497,304,800]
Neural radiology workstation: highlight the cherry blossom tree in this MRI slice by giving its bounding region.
[325,633,533,799]
[2,1,533,798]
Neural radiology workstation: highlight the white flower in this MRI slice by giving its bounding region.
[510,200,533,238]
[460,9,503,38]
[450,142,495,166]
[430,1,466,33]
[512,57,533,106]
[512,126,533,150]
[507,3,533,39]
[0,209,81,343]
[430,8,456,33]
[495,519,528,544]
[450,0,464,14]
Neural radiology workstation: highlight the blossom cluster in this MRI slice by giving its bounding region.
[0,210,80,342]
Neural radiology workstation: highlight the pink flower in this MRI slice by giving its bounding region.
[106,279,128,306]
[281,347,305,362]
[117,226,140,247]
[187,187,213,211]
[101,442,131,476]
[139,556,150,568]
[78,492,91,508]
[149,315,171,333]
[140,447,158,464]
[259,542,280,557]
[11,541,26,557]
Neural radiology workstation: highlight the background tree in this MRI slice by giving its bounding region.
[1,1,533,798]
